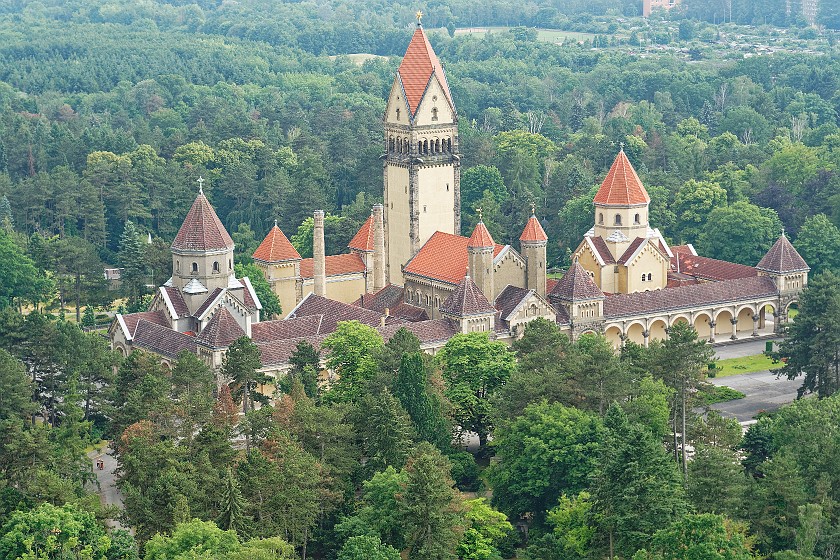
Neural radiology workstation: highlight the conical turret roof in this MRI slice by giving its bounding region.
[520,213,548,243]
[756,234,810,274]
[440,275,495,317]
[593,150,650,207]
[172,192,234,252]
[253,224,301,263]
[550,262,604,301]
[468,221,495,248]
[398,25,454,116]
[348,215,374,252]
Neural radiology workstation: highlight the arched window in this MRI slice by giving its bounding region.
[431,107,438,121]
[614,214,622,226]
[447,138,452,152]
[598,213,604,225]
[396,108,400,121]
[647,273,652,281]
[213,261,220,273]
[192,262,198,274]
[229,259,232,271]
[634,213,641,224]
[641,273,646,282]
[176,261,180,273]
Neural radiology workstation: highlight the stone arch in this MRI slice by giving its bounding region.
[693,312,712,339]
[670,315,690,327]
[649,318,668,342]
[605,325,623,349]
[626,321,646,345]
[714,309,734,337]
[736,305,756,333]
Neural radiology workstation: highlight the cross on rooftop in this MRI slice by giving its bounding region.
[476,207,483,221]
[619,141,625,151]
[530,201,536,215]
[197,176,205,194]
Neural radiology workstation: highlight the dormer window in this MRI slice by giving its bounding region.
[614,214,622,226]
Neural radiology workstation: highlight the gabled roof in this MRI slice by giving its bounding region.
[120,310,170,339]
[348,215,374,252]
[195,287,225,320]
[132,320,196,359]
[672,254,757,282]
[196,307,245,349]
[398,25,454,116]
[468,221,495,248]
[604,276,778,318]
[593,150,650,207]
[251,315,324,343]
[494,285,531,321]
[239,277,262,311]
[172,192,234,252]
[356,284,406,314]
[617,237,647,265]
[300,253,366,278]
[756,234,810,274]
[440,275,495,317]
[520,214,548,243]
[253,225,300,263]
[287,293,388,334]
[404,231,505,285]
[585,236,616,265]
[550,262,604,301]
[161,287,190,318]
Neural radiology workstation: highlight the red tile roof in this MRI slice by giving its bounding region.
[603,276,778,318]
[172,193,234,252]
[440,275,495,316]
[300,253,366,278]
[162,287,190,317]
[122,310,169,337]
[593,150,650,207]
[520,214,548,243]
[132,320,197,359]
[196,307,245,348]
[546,278,559,293]
[289,293,387,333]
[468,221,495,248]
[617,237,647,265]
[253,225,300,263]
[588,236,616,264]
[673,254,758,282]
[398,26,454,116]
[495,285,530,321]
[194,287,225,319]
[258,335,328,368]
[756,235,810,274]
[405,231,504,285]
[550,262,604,301]
[348,215,374,252]
[251,315,323,343]
[356,284,405,314]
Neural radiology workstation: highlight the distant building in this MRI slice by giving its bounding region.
[644,0,681,17]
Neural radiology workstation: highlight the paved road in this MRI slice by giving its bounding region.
[87,445,126,530]
[713,337,780,360]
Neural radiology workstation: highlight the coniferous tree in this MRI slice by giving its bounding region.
[353,388,415,472]
[216,466,248,535]
[117,220,147,307]
[591,405,688,559]
[394,352,451,450]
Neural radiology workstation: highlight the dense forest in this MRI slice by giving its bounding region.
[2,0,840,559]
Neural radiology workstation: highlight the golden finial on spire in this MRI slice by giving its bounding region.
[416,10,423,26]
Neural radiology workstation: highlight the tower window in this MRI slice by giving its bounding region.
[424,206,427,212]
[634,213,640,224]
[192,262,198,274]
[176,261,180,273]
[432,107,438,121]
[614,214,622,226]
[213,261,220,273]
[446,184,450,192]
[647,273,652,281]
[396,108,400,121]
[598,213,604,225]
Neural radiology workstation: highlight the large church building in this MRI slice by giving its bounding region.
[110,21,809,375]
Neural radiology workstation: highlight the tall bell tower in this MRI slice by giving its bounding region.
[383,13,460,286]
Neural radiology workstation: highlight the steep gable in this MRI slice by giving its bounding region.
[398,26,454,117]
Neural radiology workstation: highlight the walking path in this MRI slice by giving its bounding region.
[87,444,126,531]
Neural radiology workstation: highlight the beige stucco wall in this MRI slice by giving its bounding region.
[494,249,527,295]
[593,204,649,241]
[385,164,410,285]
[416,164,457,245]
[624,243,669,293]
[171,247,234,295]
[575,243,610,293]
[299,274,366,305]
[413,76,456,126]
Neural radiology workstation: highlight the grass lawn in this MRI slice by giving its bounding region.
[697,385,746,406]
[710,353,784,378]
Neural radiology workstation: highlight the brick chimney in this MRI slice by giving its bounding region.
[313,210,326,296]
[372,204,386,292]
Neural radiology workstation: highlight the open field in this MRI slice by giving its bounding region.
[712,353,784,378]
